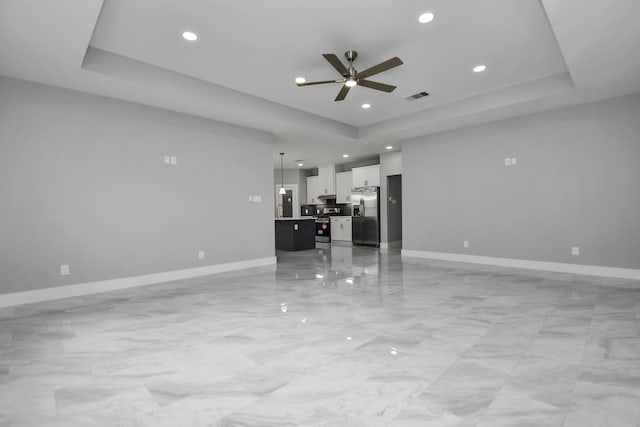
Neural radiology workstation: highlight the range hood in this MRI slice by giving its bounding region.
[317,194,336,201]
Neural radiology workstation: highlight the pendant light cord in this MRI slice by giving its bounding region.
[279,153,285,195]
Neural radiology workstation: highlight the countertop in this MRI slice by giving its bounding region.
[274,217,315,221]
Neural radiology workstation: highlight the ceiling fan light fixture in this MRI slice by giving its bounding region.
[295,77,306,84]
[473,65,487,73]
[345,78,357,88]
[418,12,435,24]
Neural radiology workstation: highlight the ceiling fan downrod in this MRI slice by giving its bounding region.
[345,50,358,86]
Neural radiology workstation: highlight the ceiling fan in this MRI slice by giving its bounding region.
[297,50,403,101]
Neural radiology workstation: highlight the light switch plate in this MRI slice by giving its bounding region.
[198,250,205,259]
[571,246,580,256]
[463,240,470,248]
[60,264,70,275]
[504,158,511,166]
[170,156,177,165]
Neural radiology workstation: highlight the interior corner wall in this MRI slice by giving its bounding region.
[403,92,640,269]
[380,151,402,244]
[0,77,275,295]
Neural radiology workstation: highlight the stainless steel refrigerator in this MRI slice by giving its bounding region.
[351,186,380,246]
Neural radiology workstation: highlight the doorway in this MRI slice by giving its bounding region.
[274,184,299,218]
[386,175,402,247]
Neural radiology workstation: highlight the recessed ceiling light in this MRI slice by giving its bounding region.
[297,161,304,167]
[343,154,349,158]
[473,65,487,73]
[295,77,306,84]
[182,31,198,41]
[386,146,393,150]
[418,12,435,24]
[361,103,371,109]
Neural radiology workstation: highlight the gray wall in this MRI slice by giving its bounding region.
[403,93,640,269]
[380,151,402,244]
[0,77,275,294]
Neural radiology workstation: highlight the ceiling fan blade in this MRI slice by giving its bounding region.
[358,79,397,92]
[334,85,350,101]
[323,53,349,76]
[356,56,403,80]
[297,80,342,87]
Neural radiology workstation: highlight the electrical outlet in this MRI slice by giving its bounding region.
[248,195,253,202]
[170,156,177,165]
[198,250,205,259]
[164,156,171,164]
[60,264,70,275]
[463,240,470,248]
[253,195,261,203]
[511,158,517,165]
[571,246,580,256]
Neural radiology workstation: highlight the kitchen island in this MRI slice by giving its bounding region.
[274,218,315,251]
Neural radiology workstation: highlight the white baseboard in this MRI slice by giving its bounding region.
[380,241,401,249]
[0,257,277,308]
[401,250,640,280]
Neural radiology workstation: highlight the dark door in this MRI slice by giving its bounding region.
[282,190,293,217]
[387,175,402,244]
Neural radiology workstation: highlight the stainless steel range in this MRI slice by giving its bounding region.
[314,207,341,243]
[315,217,331,243]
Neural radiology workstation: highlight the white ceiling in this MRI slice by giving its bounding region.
[1,0,639,168]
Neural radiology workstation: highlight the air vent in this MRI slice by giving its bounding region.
[406,91,429,101]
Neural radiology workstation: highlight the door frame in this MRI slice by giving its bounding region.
[274,184,299,217]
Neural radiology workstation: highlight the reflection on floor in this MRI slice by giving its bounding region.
[0,246,639,426]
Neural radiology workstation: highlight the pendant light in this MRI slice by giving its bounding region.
[279,153,286,195]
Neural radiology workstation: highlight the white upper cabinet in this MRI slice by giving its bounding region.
[352,165,380,187]
[306,175,320,204]
[318,165,336,196]
[336,171,353,204]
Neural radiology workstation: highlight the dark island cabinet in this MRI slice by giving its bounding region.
[275,218,315,251]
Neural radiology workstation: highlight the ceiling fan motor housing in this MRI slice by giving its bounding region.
[345,50,358,63]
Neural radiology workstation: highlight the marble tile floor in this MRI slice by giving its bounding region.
[0,246,639,426]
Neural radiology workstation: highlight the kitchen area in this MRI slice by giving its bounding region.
[275,162,382,251]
